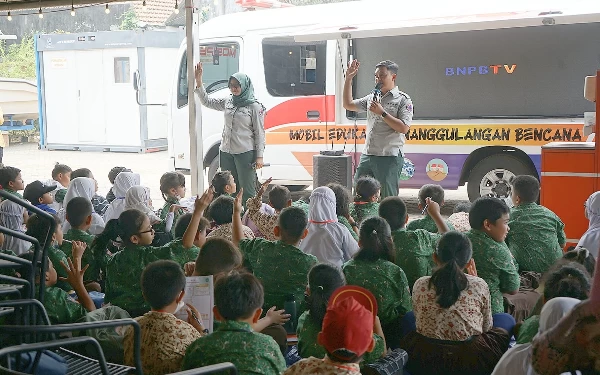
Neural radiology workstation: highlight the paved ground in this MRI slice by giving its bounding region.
[3,142,469,219]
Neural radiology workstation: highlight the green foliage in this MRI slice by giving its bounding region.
[119,9,138,30]
[0,35,36,80]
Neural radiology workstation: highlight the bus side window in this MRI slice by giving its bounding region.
[177,52,188,109]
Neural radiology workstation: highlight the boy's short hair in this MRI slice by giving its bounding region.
[214,271,264,320]
[268,185,291,211]
[108,166,131,184]
[26,213,61,248]
[209,196,234,225]
[70,168,93,180]
[375,60,399,75]
[278,206,307,240]
[66,197,93,228]
[378,196,407,231]
[543,263,591,301]
[0,166,21,189]
[512,175,540,203]
[173,213,210,239]
[418,184,445,206]
[51,163,72,179]
[468,197,510,230]
[141,260,186,310]
[453,202,471,214]
[195,237,242,276]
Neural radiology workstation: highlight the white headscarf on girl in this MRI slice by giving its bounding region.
[61,177,105,235]
[125,186,160,223]
[0,199,31,255]
[492,297,581,375]
[103,172,141,222]
[577,191,600,258]
[299,186,359,267]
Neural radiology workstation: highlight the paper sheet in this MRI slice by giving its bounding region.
[175,275,214,333]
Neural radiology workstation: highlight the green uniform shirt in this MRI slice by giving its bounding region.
[467,229,520,314]
[350,202,379,225]
[391,228,440,290]
[517,314,540,344]
[182,320,286,375]
[506,203,566,273]
[54,189,67,204]
[61,229,98,282]
[338,216,359,241]
[42,286,87,324]
[296,310,385,365]
[158,196,185,234]
[292,200,310,216]
[343,258,412,325]
[104,239,200,315]
[406,214,455,233]
[48,245,70,291]
[240,238,318,312]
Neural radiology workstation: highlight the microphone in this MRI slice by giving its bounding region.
[372,83,382,103]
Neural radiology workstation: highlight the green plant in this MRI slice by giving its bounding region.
[119,9,138,30]
[0,35,36,80]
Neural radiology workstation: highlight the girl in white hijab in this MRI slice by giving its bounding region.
[0,199,31,255]
[61,177,105,235]
[103,172,141,222]
[299,186,359,267]
[492,297,581,375]
[577,191,600,258]
[125,186,174,233]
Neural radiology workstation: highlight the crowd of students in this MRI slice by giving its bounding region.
[2,162,600,375]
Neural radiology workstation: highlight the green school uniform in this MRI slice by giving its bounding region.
[350,202,379,225]
[406,214,455,233]
[240,238,318,312]
[296,310,385,365]
[54,189,67,204]
[182,320,286,375]
[338,216,359,241]
[517,315,540,344]
[158,196,185,234]
[42,286,87,324]
[506,203,566,273]
[47,245,70,291]
[292,200,310,216]
[61,229,99,282]
[467,229,520,314]
[104,239,200,315]
[391,228,440,290]
[343,258,412,326]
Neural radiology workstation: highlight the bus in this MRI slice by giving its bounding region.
[167,0,600,200]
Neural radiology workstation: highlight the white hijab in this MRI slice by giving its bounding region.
[492,297,581,375]
[103,172,141,222]
[299,186,359,267]
[125,186,160,223]
[0,199,31,255]
[577,191,600,258]
[61,177,105,235]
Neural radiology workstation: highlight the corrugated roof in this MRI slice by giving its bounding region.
[132,0,178,26]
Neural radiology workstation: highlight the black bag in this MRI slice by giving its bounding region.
[362,348,408,375]
[152,231,172,246]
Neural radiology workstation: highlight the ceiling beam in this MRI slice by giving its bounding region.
[0,0,136,12]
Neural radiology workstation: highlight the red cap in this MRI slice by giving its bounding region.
[318,286,377,361]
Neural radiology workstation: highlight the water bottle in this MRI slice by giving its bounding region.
[283,295,297,334]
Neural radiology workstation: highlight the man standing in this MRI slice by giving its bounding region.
[343,59,413,199]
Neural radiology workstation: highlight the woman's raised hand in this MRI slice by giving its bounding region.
[194,62,203,87]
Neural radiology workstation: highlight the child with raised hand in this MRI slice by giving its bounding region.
[106,166,131,203]
[297,264,386,366]
[350,176,381,226]
[407,184,455,233]
[244,178,290,241]
[102,189,212,317]
[158,171,187,234]
[342,216,412,348]
[328,183,359,241]
[379,196,449,290]
[174,213,210,249]
[207,194,254,241]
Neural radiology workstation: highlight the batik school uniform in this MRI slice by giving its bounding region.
[207,222,255,242]
[104,240,200,316]
[467,229,520,314]
[239,238,318,312]
[61,228,99,282]
[447,212,471,233]
[407,214,455,233]
[350,202,379,226]
[506,203,566,274]
[391,228,440,290]
[245,195,279,241]
[182,320,286,374]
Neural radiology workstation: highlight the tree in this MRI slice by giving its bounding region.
[0,35,36,80]
[119,9,138,30]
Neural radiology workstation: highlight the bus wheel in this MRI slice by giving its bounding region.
[207,156,220,184]
[467,154,535,202]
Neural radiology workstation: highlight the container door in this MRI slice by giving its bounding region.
[76,50,106,143]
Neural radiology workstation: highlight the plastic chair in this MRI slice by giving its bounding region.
[168,363,238,375]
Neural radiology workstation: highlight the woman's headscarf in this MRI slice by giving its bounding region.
[299,186,359,267]
[230,73,258,108]
[492,297,580,375]
[577,191,600,258]
[0,200,30,255]
[103,172,141,222]
[61,177,105,235]
[125,186,160,223]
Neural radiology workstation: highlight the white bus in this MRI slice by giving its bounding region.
[167,0,600,200]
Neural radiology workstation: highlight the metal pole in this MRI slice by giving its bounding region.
[186,0,204,195]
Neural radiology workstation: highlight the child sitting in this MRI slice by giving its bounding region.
[62,177,105,235]
[342,216,412,348]
[103,171,141,222]
[284,285,380,375]
[126,185,175,235]
[350,176,380,226]
[211,170,237,199]
[447,202,471,233]
[174,213,210,249]
[297,264,386,366]
[407,184,455,232]
[401,232,515,375]
[206,195,254,241]
[158,171,187,233]
[576,191,600,257]
[506,175,566,273]
[379,196,449,290]
[467,197,520,314]
[300,186,359,267]
[70,168,109,217]
[0,166,30,255]
[23,180,57,214]
[245,179,291,241]
[232,189,318,316]
[182,272,287,374]
[106,166,131,203]
[328,183,359,241]
[123,260,206,374]
[102,190,211,316]
[47,163,71,212]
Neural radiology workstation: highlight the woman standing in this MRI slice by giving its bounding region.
[194,63,265,207]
